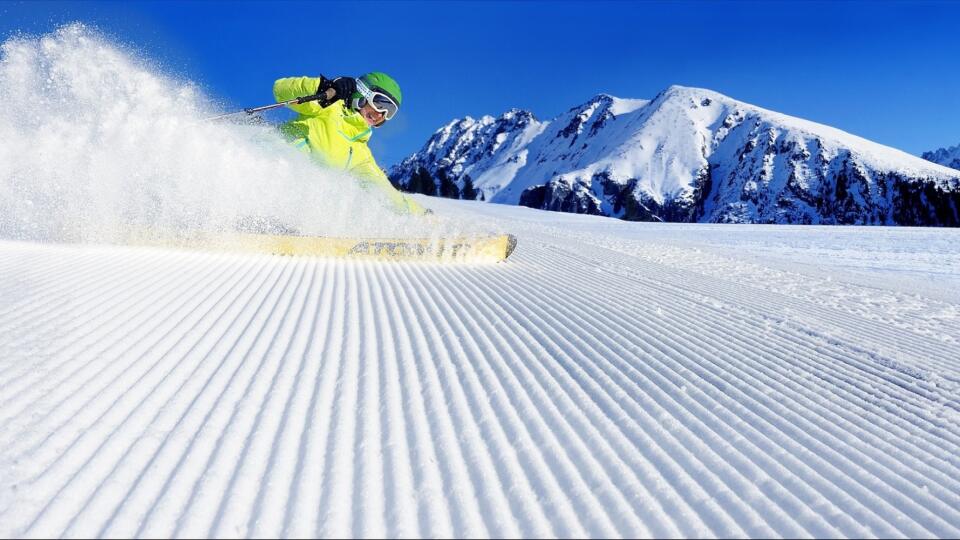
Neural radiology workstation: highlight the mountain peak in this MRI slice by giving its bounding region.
[569,93,615,113]
[498,108,537,123]
[651,84,728,105]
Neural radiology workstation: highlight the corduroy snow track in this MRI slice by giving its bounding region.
[1,198,959,539]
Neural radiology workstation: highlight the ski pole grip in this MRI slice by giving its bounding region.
[296,88,336,105]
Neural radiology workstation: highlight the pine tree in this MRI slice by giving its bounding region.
[461,174,478,200]
[409,166,437,196]
[438,169,460,199]
[407,167,421,194]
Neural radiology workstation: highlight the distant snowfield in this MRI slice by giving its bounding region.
[1,197,959,538]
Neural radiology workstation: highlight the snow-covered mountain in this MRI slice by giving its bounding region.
[390,86,960,226]
[923,143,960,171]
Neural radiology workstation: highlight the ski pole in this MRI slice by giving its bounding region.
[204,87,336,122]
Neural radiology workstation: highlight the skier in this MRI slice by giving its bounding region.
[273,72,427,215]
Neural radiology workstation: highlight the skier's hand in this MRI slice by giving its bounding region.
[318,76,357,106]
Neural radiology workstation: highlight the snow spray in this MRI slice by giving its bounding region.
[0,24,464,246]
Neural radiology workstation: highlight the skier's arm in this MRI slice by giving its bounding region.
[273,76,325,116]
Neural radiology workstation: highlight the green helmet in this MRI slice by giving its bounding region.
[351,72,402,121]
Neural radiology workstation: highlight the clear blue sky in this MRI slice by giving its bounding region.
[2,0,958,167]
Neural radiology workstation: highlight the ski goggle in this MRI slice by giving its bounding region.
[356,79,399,122]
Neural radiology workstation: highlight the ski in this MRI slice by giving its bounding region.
[135,232,518,263]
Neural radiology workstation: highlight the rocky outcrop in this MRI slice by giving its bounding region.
[923,144,960,171]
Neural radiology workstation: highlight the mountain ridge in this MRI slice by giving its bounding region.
[390,85,960,226]
[923,143,960,171]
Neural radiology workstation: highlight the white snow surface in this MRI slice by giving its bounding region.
[2,196,960,539]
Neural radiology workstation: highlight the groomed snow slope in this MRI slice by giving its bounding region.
[2,197,960,539]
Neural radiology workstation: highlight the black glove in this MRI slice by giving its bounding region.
[317,76,357,106]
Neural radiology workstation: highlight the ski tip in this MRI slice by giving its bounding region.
[125,230,518,263]
[504,234,518,260]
